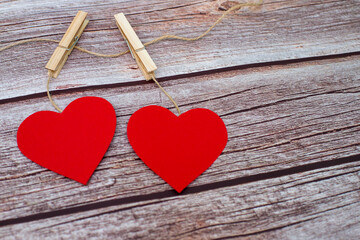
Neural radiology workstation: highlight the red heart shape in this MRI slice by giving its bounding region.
[127,106,228,193]
[17,97,116,184]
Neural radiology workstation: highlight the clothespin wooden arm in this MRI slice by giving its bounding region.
[114,13,157,80]
[46,11,89,78]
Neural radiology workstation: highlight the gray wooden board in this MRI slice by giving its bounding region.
[1,55,359,222]
[1,0,360,239]
[0,0,360,100]
[1,160,359,239]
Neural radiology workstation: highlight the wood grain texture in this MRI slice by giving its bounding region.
[1,0,360,239]
[1,55,359,221]
[1,0,359,100]
[1,160,359,239]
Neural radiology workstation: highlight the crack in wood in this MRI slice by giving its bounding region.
[221,90,360,118]
[0,153,359,227]
[1,51,359,105]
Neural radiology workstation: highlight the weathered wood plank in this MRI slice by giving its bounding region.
[1,0,359,100]
[0,56,359,221]
[1,160,359,239]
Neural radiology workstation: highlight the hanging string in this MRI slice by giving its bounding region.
[0,0,263,112]
[144,0,263,45]
[47,73,63,112]
[0,1,262,55]
[151,75,181,115]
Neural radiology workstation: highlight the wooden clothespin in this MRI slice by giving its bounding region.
[114,13,157,80]
[46,11,89,78]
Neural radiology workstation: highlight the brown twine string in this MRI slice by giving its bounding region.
[151,75,181,115]
[46,73,63,112]
[0,1,263,113]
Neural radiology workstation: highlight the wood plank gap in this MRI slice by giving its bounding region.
[0,153,359,227]
[1,51,360,106]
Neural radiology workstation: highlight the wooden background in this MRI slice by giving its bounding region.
[1,0,360,239]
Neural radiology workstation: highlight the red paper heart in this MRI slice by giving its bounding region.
[17,97,116,184]
[127,106,228,192]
